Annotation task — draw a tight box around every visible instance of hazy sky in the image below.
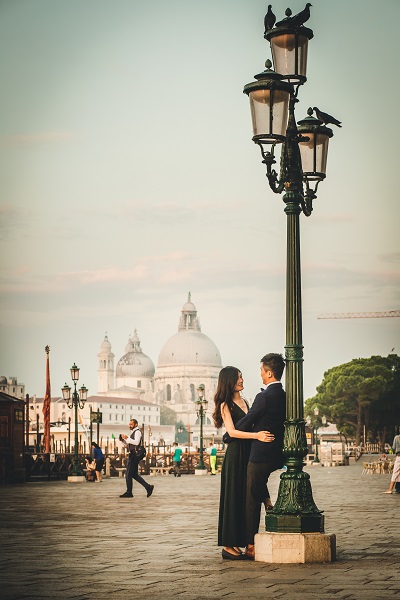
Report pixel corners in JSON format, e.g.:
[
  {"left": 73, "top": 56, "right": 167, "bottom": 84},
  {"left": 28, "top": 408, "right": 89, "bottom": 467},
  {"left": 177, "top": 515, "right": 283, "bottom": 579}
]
[{"left": 1, "top": 0, "right": 399, "bottom": 403}]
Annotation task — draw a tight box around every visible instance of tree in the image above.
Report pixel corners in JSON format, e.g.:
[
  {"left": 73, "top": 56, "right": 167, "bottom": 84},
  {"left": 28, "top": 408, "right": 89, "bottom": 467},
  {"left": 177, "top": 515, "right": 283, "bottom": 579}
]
[
  {"left": 159, "top": 405, "right": 177, "bottom": 426},
  {"left": 305, "top": 355, "right": 400, "bottom": 446}
]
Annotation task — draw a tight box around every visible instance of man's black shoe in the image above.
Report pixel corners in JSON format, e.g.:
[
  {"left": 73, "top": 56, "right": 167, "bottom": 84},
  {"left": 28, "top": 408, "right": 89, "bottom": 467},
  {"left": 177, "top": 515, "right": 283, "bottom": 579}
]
[
  {"left": 119, "top": 492, "right": 133, "bottom": 498},
  {"left": 147, "top": 485, "right": 154, "bottom": 497}
]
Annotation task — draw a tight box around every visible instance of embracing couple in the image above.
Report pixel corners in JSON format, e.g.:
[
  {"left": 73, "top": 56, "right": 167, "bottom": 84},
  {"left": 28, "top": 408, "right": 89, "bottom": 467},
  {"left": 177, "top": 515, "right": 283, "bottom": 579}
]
[{"left": 212, "top": 353, "right": 286, "bottom": 560}]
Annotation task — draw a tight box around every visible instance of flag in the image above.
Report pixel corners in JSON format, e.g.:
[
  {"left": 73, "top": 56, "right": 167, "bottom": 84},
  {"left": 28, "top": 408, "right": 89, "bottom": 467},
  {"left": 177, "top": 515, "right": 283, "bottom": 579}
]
[
  {"left": 42, "top": 345, "right": 51, "bottom": 453},
  {"left": 111, "top": 433, "right": 115, "bottom": 439}
]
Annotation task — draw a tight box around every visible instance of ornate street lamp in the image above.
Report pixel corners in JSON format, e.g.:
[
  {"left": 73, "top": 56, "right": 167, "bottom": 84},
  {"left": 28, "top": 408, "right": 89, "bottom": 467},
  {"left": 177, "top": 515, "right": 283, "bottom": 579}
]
[
  {"left": 194, "top": 385, "right": 208, "bottom": 473},
  {"left": 62, "top": 363, "right": 88, "bottom": 481},
  {"left": 244, "top": 6, "right": 338, "bottom": 535},
  {"left": 306, "top": 407, "right": 327, "bottom": 464}
]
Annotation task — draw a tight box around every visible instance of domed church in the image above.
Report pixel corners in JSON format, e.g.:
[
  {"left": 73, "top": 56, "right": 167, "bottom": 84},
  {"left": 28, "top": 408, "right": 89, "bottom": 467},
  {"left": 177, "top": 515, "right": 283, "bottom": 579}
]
[
  {"left": 97, "top": 293, "right": 223, "bottom": 430},
  {"left": 154, "top": 293, "right": 222, "bottom": 428}
]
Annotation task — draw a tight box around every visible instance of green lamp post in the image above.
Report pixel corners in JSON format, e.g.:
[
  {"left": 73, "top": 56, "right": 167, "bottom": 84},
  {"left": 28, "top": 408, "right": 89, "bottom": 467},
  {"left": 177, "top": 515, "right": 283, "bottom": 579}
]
[
  {"left": 195, "top": 385, "right": 208, "bottom": 472},
  {"left": 306, "top": 407, "right": 327, "bottom": 464},
  {"left": 62, "top": 363, "right": 88, "bottom": 479},
  {"left": 244, "top": 7, "right": 337, "bottom": 533}
]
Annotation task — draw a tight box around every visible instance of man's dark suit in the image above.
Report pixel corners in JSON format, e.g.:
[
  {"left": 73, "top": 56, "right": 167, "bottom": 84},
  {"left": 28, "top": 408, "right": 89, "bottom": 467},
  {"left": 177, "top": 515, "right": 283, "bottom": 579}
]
[{"left": 235, "top": 382, "right": 286, "bottom": 545}]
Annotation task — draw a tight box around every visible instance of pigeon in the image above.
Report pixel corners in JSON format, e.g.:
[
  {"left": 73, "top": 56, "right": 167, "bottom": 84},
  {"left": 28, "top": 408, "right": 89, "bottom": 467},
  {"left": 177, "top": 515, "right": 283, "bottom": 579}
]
[
  {"left": 313, "top": 107, "right": 342, "bottom": 127},
  {"left": 276, "top": 3, "right": 312, "bottom": 28},
  {"left": 264, "top": 5, "right": 276, "bottom": 33}
]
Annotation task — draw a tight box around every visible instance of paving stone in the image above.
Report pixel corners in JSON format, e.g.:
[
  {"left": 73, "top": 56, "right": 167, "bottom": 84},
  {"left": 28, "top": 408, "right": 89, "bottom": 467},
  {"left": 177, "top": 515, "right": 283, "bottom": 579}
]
[{"left": 0, "top": 456, "right": 399, "bottom": 599}]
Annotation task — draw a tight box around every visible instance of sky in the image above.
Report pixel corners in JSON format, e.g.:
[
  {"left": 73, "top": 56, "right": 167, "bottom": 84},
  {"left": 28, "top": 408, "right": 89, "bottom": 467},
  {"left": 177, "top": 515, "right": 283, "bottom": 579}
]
[{"left": 0, "top": 0, "right": 399, "bottom": 404}]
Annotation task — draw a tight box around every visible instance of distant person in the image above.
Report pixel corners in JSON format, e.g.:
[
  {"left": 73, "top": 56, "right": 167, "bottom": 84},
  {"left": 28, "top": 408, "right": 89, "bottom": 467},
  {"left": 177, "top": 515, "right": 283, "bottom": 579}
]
[
  {"left": 234, "top": 353, "right": 286, "bottom": 560},
  {"left": 383, "top": 429, "right": 400, "bottom": 494},
  {"left": 85, "top": 457, "right": 96, "bottom": 482},
  {"left": 207, "top": 443, "right": 217, "bottom": 475},
  {"left": 91, "top": 442, "right": 104, "bottom": 482},
  {"left": 172, "top": 442, "right": 182, "bottom": 477},
  {"left": 212, "top": 366, "right": 274, "bottom": 560},
  {"left": 119, "top": 419, "right": 154, "bottom": 499}
]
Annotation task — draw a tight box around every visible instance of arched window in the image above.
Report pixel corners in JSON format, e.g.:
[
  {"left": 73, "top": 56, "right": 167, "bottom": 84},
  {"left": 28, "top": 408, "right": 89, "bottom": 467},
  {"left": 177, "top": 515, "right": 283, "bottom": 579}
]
[
  {"left": 190, "top": 384, "right": 195, "bottom": 401},
  {"left": 166, "top": 384, "right": 171, "bottom": 401}
]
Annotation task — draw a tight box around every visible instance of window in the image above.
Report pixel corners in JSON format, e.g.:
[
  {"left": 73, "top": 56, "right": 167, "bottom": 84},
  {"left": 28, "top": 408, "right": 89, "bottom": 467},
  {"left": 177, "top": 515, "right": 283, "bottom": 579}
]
[
  {"left": 166, "top": 384, "right": 171, "bottom": 401},
  {"left": 109, "top": 415, "right": 112, "bottom": 421},
  {"left": 115, "top": 414, "right": 118, "bottom": 420},
  {"left": 109, "top": 405, "right": 112, "bottom": 409},
  {"left": 14, "top": 409, "right": 23, "bottom": 422},
  {"left": 137, "top": 380, "right": 141, "bottom": 388},
  {"left": 190, "top": 384, "right": 195, "bottom": 401}
]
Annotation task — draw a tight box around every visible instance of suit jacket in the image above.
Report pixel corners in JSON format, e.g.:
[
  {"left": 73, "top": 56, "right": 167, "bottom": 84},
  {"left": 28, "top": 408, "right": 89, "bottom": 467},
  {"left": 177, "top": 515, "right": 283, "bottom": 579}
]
[{"left": 234, "top": 382, "right": 286, "bottom": 464}]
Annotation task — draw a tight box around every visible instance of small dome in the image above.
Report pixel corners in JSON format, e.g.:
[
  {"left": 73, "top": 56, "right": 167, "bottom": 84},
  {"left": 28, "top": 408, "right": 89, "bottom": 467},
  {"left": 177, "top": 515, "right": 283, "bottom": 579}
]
[
  {"left": 116, "top": 330, "right": 155, "bottom": 378},
  {"left": 116, "top": 352, "right": 155, "bottom": 378},
  {"left": 0, "top": 375, "right": 7, "bottom": 384},
  {"left": 100, "top": 335, "right": 111, "bottom": 351}
]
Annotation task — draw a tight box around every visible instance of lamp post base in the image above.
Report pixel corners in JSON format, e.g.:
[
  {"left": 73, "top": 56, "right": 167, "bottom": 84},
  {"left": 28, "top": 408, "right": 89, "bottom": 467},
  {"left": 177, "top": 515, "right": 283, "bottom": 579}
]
[
  {"left": 67, "top": 475, "right": 86, "bottom": 483},
  {"left": 194, "top": 468, "right": 208, "bottom": 476},
  {"left": 266, "top": 513, "right": 324, "bottom": 533},
  {"left": 255, "top": 531, "right": 336, "bottom": 563}
]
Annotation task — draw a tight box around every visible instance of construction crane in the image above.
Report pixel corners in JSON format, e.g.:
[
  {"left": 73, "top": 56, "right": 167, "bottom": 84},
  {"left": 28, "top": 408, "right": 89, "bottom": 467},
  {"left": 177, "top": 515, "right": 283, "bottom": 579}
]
[{"left": 318, "top": 310, "right": 400, "bottom": 319}]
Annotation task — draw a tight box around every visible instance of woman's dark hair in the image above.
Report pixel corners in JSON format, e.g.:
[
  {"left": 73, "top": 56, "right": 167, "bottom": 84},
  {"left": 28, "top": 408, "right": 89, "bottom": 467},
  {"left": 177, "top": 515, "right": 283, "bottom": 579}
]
[
  {"left": 212, "top": 366, "right": 241, "bottom": 429},
  {"left": 91, "top": 442, "right": 99, "bottom": 448}
]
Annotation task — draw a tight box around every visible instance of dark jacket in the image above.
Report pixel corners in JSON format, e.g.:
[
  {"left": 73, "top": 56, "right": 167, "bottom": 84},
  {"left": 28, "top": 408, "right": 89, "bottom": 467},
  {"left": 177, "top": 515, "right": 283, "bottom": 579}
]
[{"left": 234, "top": 382, "right": 286, "bottom": 464}]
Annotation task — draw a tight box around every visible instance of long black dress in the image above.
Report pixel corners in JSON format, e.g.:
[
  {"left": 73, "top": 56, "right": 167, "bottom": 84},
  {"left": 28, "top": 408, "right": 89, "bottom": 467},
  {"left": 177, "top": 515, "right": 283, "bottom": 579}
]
[{"left": 218, "top": 402, "right": 251, "bottom": 548}]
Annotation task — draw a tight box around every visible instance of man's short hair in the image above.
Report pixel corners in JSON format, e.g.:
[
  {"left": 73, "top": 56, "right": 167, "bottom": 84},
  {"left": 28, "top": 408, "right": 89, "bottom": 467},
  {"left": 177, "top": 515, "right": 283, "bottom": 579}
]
[
  {"left": 130, "top": 418, "right": 138, "bottom": 427},
  {"left": 260, "top": 353, "right": 285, "bottom": 380}
]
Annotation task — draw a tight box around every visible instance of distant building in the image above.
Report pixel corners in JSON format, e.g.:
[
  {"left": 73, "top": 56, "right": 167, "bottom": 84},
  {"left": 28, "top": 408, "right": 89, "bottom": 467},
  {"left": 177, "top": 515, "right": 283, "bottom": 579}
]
[{"left": 0, "top": 376, "right": 25, "bottom": 400}]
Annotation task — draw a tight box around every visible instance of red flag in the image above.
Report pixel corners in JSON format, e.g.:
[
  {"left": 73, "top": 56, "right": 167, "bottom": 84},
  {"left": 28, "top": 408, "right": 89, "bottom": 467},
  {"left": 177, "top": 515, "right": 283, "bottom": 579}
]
[{"left": 42, "top": 345, "right": 51, "bottom": 453}]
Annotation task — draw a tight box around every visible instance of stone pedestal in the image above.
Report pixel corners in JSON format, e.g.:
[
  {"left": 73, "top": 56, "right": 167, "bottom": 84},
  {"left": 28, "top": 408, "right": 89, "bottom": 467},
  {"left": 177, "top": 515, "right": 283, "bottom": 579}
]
[
  {"left": 194, "top": 469, "right": 208, "bottom": 476},
  {"left": 255, "top": 531, "right": 336, "bottom": 563},
  {"left": 67, "top": 475, "right": 86, "bottom": 483}
]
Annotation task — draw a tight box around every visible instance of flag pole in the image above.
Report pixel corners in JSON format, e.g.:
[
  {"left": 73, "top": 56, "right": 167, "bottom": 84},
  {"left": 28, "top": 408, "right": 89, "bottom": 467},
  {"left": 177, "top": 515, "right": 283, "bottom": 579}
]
[{"left": 42, "top": 346, "right": 51, "bottom": 454}]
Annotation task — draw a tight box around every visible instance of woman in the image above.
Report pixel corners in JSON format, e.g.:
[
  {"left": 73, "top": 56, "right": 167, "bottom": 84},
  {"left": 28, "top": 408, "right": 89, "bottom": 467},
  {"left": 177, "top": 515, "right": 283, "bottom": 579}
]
[
  {"left": 212, "top": 366, "right": 274, "bottom": 560},
  {"left": 383, "top": 429, "right": 400, "bottom": 494},
  {"left": 91, "top": 442, "right": 104, "bottom": 482}
]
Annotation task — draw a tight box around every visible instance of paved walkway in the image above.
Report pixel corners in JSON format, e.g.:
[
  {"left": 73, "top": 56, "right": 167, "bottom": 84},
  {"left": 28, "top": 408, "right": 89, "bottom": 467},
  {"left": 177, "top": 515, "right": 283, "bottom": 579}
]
[{"left": 0, "top": 456, "right": 399, "bottom": 600}]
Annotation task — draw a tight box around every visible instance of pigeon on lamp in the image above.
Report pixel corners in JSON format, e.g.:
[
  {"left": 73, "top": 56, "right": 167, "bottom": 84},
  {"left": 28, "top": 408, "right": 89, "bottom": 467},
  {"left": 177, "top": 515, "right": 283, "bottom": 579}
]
[
  {"left": 264, "top": 5, "right": 276, "bottom": 33},
  {"left": 276, "top": 3, "right": 312, "bottom": 28},
  {"left": 313, "top": 107, "right": 342, "bottom": 127}
]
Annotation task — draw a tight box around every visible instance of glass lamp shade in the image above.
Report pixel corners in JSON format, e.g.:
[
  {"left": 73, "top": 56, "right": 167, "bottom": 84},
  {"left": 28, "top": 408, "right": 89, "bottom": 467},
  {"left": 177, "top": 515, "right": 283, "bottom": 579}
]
[
  {"left": 244, "top": 66, "right": 293, "bottom": 145},
  {"left": 197, "top": 385, "right": 205, "bottom": 398},
  {"left": 62, "top": 383, "right": 71, "bottom": 401},
  {"left": 70, "top": 363, "right": 80, "bottom": 382},
  {"left": 266, "top": 27, "right": 313, "bottom": 85},
  {"left": 314, "top": 406, "right": 319, "bottom": 416},
  {"left": 79, "top": 384, "right": 88, "bottom": 402},
  {"left": 306, "top": 415, "right": 311, "bottom": 426},
  {"left": 202, "top": 398, "right": 209, "bottom": 412},
  {"left": 297, "top": 110, "right": 333, "bottom": 182}
]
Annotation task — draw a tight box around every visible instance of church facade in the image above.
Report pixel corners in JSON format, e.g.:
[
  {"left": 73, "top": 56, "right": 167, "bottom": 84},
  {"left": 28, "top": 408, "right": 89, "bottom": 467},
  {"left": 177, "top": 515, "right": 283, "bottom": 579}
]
[{"left": 96, "top": 294, "right": 223, "bottom": 434}]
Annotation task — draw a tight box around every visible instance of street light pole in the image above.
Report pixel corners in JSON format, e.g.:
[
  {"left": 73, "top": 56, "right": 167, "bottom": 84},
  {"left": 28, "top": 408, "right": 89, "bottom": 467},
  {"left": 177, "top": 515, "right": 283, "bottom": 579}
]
[
  {"left": 194, "top": 385, "right": 208, "bottom": 475},
  {"left": 244, "top": 6, "right": 337, "bottom": 535},
  {"left": 62, "top": 363, "right": 88, "bottom": 482}
]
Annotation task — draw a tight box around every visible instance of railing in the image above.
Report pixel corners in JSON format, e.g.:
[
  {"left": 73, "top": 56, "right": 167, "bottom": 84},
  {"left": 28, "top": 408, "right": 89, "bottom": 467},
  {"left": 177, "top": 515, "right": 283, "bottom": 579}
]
[{"left": 25, "top": 451, "right": 223, "bottom": 480}]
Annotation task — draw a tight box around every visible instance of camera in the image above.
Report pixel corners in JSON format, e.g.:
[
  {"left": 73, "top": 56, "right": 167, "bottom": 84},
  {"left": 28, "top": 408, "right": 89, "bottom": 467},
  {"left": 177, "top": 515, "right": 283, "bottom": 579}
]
[{"left": 119, "top": 434, "right": 124, "bottom": 442}]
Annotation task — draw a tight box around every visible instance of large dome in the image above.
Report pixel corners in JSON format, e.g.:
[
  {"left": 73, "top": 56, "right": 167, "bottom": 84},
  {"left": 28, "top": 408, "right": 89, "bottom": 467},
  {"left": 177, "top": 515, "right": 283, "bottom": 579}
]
[
  {"left": 158, "top": 330, "right": 222, "bottom": 366},
  {"left": 116, "top": 330, "right": 155, "bottom": 378},
  {"left": 157, "top": 293, "right": 222, "bottom": 367}
]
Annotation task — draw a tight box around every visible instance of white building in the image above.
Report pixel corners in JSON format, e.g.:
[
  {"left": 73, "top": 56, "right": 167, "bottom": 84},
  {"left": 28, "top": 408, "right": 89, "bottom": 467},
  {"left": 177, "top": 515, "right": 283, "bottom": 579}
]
[{"left": 0, "top": 376, "right": 25, "bottom": 399}]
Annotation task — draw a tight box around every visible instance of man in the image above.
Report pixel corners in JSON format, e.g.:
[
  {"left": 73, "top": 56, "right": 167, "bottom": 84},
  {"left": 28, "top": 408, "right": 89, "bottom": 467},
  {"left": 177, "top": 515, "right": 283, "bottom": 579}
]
[
  {"left": 234, "top": 353, "right": 286, "bottom": 559},
  {"left": 172, "top": 442, "right": 182, "bottom": 477},
  {"left": 119, "top": 419, "right": 154, "bottom": 499}
]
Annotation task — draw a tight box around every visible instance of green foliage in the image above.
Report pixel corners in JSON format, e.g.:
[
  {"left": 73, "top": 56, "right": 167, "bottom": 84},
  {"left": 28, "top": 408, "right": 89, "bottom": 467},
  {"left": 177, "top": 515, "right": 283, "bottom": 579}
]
[
  {"left": 305, "top": 354, "right": 400, "bottom": 445},
  {"left": 159, "top": 405, "right": 177, "bottom": 426}
]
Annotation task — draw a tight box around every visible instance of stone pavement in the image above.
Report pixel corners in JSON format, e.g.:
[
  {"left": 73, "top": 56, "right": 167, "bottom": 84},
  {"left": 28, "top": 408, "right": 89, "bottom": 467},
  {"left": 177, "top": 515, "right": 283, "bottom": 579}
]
[{"left": 0, "top": 456, "right": 399, "bottom": 600}]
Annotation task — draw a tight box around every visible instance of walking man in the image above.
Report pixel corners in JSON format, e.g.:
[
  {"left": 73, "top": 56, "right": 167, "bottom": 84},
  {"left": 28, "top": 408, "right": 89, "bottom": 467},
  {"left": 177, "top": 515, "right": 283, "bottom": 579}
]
[
  {"left": 235, "top": 353, "right": 286, "bottom": 559},
  {"left": 119, "top": 419, "right": 154, "bottom": 499}
]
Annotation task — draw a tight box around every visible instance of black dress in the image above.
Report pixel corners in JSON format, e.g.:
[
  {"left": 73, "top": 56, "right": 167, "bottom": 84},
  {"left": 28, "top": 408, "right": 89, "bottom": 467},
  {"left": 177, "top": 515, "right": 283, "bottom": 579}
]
[{"left": 218, "top": 402, "right": 251, "bottom": 548}]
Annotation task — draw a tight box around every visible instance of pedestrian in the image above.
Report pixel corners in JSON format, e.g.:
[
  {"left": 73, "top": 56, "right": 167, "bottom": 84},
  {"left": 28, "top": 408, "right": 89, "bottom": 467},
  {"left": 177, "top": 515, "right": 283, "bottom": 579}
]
[
  {"left": 208, "top": 443, "right": 217, "bottom": 475},
  {"left": 119, "top": 419, "right": 154, "bottom": 499},
  {"left": 91, "top": 441, "right": 104, "bottom": 482},
  {"left": 383, "top": 428, "right": 400, "bottom": 494},
  {"left": 172, "top": 442, "right": 182, "bottom": 477},
  {"left": 212, "top": 366, "right": 275, "bottom": 560},
  {"left": 234, "top": 353, "right": 286, "bottom": 560}
]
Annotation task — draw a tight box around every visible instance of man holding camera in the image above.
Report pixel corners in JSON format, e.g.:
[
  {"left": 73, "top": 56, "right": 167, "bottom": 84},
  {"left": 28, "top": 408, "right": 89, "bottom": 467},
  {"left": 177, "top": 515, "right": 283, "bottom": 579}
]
[{"left": 119, "top": 418, "right": 154, "bottom": 499}]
